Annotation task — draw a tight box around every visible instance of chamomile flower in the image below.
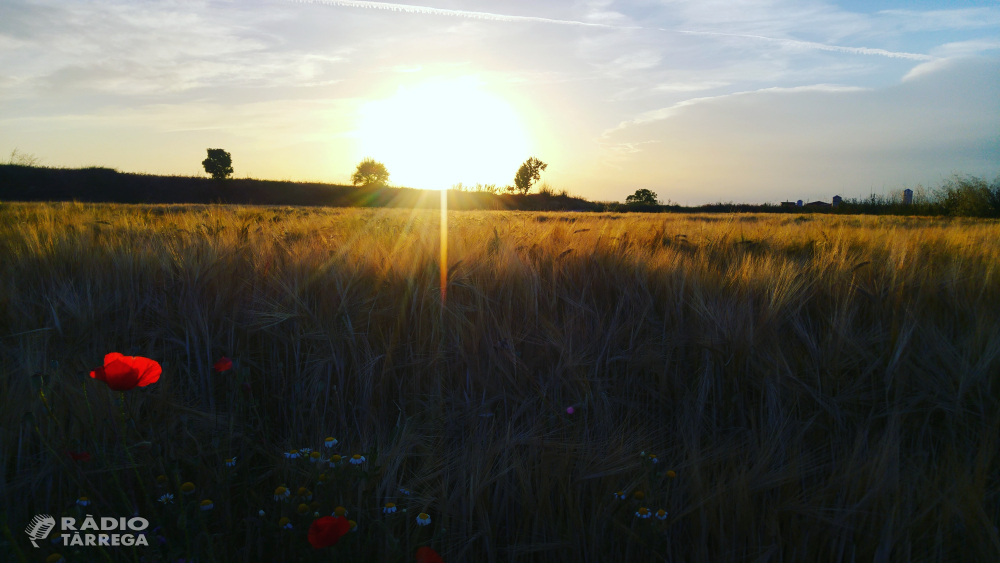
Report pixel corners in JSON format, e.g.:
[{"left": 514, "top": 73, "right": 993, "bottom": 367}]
[
  {"left": 348, "top": 520, "right": 358, "bottom": 532},
  {"left": 333, "top": 506, "right": 348, "bottom": 517},
  {"left": 300, "top": 448, "right": 311, "bottom": 455},
  {"left": 383, "top": 503, "right": 397, "bottom": 514},
  {"left": 297, "top": 504, "right": 310, "bottom": 515},
  {"left": 324, "top": 437, "right": 338, "bottom": 448},
  {"left": 279, "top": 517, "right": 292, "bottom": 530},
  {"left": 225, "top": 457, "right": 237, "bottom": 467},
  {"left": 77, "top": 496, "right": 91, "bottom": 506},
  {"left": 274, "top": 486, "right": 290, "bottom": 501},
  {"left": 655, "top": 509, "right": 668, "bottom": 520},
  {"left": 350, "top": 454, "right": 365, "bottom": 465},
  {"left": 648, "top": 454, "right": 659, "bottom": 464},
  {"left": 200, "top": 500, "right": 213, "bottom": 511},
  {"left": 613, "top": 491, "right": 626, "bottom": 500},
  {"left": 666, "top": 470, "right": 677, "bottom": 479},
  {"left": 636, "top": 507, "right": 651, "bottom": 519},
  {"left": 317, "top": 473, "right": 328, "bottom": 485},
  {"left": 399, "top": 487, "right": 412, "bottom": 496},
  {"left": 329, "top": 455, "right": 342, "bottom": 466},
  {"left": 416, "top": 513, "right": 431, "bottom": 526},
  {"left": 45, "top": 555, "right": 63, "bottom": 563},
  {"left": 310, "top": 501, "right": 321, "bottom": 512},
  {"left": 158, "top": 494, "right": 174, "bottom": 504},
  {"left": 155, "top": 475, "right": 167, "bottom": 487},
  {"left": 309, "top": 451, "right": 321, "bottom": 463},
  {"left": 284, "top": 450, "right": 300, "bottom": 459},
  {"left": 180, "top": 482, "right": 195, "bottom": 495},
  {"left": 633, "top": 491, "right": 645, "bottom": 501},
  {"left": 297, "top": 487, "right": 312, "bottom": 501}
]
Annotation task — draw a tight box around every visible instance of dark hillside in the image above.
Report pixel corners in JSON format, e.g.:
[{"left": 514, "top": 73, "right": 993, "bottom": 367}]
[{"left": 0, "top": 165, "right": 601, "bottom": 211}]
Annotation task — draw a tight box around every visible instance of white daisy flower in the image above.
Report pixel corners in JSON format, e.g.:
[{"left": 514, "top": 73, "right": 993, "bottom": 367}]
[
  {"left": 349, "top": 454, "right": 365, "bottom": 465},
  {"left": 200, "top": 500, "right": 214, "bottom": 511},
  {"left": 635, "top": 507, "right": 651, "bottom": 519},
  {"left": 613, "top": 491, "right": 626, "bottom": 500},
  {"left": 158, "top": 494, "right": 174, "bottom": 504},
  {"left": 655, "top": 509, "right": 668, "bottom": 520},
  {"left": 77, "top": 496, "right": 91, "bottom": 506},
  {"left": 225, "top": 457, "right": 237, "bottom": 467},
  {"left": 399, "top": 488, "right": 412, "bottom": 496},
  {"left": 416, "top": 513, "right": 431, "bottom": 526},
  {"left": 383, "top": 503, "right": 397, "bottom": 514},
  {"left": 324, "top": 437, "right": 338, "bottom": 448},
  {"left": 284, "top": 450, "right": 300, "bottom": 459}
]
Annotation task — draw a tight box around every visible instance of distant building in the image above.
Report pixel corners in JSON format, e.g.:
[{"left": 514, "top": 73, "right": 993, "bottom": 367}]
[
  {"left": 796, "top": 200, "right": 803, "bottom": 207},
  {"left": 804, "top": 200, "right": 832, "bottom": 208},
  {"left": 781, "top": 201, "right": 797, "bottom": 208},
  {"left": 832, "top": 195, "right": 842, "bottom": 207},
  {"left": 903, "top": 188, "right": 913, "bottom": 205}
]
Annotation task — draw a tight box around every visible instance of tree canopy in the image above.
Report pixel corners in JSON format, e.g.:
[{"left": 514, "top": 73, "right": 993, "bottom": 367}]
[
  {"left": 513, "top": 157, "right": 547, "bottom": 195},
  {"left": 351, "top": 158, "right": 390, "bottom": 187},
  {"left": 202, "top": 149, "right": 233, "bottom": 180},
  {"left": 626, "top": 189, "right": 659, "bottom": 206}
]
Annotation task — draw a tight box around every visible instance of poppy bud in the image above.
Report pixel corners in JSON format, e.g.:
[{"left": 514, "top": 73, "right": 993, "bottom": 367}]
[
  {"left": 134, "top": 441, "right": 152, "bottom": 451},
  {"left": 241, "top": 382, "right": 252, "bottom": 396}
]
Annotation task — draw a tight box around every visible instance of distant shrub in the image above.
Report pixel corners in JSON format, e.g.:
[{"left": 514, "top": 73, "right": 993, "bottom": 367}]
[
  {"left": 937, "top": 175, "right": 1000, "bottom": 218},
  {"left": 6, "top": 148, "right": 41, "bottom": 167},
  {"left": 351, "top": 157, "right": 390, "bottom": 188},
  {"left": 202, "top": 148, "right": 233, "bottom": 180},
  {"left": 626, "top": 189, "right": 660, "bottom": 206},
  {"left": 513, "top": 157, "right": 547, "bottom": 195}
]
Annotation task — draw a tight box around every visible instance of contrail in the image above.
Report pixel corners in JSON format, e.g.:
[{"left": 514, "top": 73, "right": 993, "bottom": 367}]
[
  {"left": 286, "top": 0, "right": 935, "bottom": 61},
  {"left": 287, "top": 0, "right": 623, "bottom": 28},
  {"left": 674, "top": 30, "right": 933, "bottom": 61}
]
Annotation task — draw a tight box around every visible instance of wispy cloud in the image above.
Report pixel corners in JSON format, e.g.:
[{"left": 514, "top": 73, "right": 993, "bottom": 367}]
[
  {"left": 670, "top": 30, "right": 933, "bottom": 61},
  {"left": 290, "top": 0, "right": 934, "bottom": 61},
  {"left": 607, "top": 84, "right": 869, "bottom": 134},
  {"left": 288, "top": 0, "right": 622, "bottom": 28}
]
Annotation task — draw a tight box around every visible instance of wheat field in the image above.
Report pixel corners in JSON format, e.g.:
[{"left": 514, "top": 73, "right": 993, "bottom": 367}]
[{"left": 0, "top": 201, "right": 998, "bottom": 562}]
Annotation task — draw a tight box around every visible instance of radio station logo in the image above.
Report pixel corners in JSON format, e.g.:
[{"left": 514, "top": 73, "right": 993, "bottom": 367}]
[{"left": 25, "top": 514, "right": 149, "bottom": 547}]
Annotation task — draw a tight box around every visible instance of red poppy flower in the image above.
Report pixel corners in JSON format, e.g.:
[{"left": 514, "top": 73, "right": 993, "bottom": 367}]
[
  {"left": 307, "top": 516, "right": 349, "bottom": 549},
  {"left": 89, "top": 353, "right": 161, "bottom": 391},
  {"left": 416, "top": 547, "right": 444, "bottom": 563},
  {"left": 213, "top": 357, "right": 233, "bottom": 372},
  {"left": 68, "top": 451, "right": 92, "bottom": 462}
]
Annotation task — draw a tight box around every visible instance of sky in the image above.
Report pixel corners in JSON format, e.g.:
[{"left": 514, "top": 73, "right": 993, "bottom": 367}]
[{"left": 0, "top": 0, "right": 998, "bottom": 204}]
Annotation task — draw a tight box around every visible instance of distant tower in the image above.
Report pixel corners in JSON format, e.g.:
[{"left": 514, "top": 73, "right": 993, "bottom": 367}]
[
  {"left": 832, "top": 195, "right": 842, "bottom": 207},
  {"left": 903, "top": 188, "right": 913, "bottom": 205},
  {"left": 796, "top": 200, "right": 803, "bottom": 207}
]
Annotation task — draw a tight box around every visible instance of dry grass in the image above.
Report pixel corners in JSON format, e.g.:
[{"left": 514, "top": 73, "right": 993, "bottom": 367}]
[{"left": 1, "top": 201, "right": 998, "bottom": 562}]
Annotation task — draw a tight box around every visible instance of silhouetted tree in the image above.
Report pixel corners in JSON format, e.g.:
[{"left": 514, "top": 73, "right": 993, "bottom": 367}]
[
  {"left": 626, "top": 189, "right": 659, "bottom": 205},
  {"left": 202, "top": 149, "right": 233, "bottom": 179},
  {"left": 352, "top": 158, "right": 390, "bottom": 187},
  {"left": 513, "top": 157, "right": 547, "bottom": 195}
]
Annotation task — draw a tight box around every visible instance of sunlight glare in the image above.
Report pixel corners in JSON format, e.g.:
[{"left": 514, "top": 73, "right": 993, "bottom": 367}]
[{"left": 357, "top": 77, "right": 530, "bottom": 190}]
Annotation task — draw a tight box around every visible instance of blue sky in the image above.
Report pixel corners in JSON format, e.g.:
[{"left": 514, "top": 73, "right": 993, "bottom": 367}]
[{"left": 0, "top": 0, "right": 997, "bottom": 203}]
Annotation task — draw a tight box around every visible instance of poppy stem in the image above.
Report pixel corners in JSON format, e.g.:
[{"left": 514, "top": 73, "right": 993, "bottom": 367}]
[{"left": 117, "top": 392, "right": 151, "bottom": 515}]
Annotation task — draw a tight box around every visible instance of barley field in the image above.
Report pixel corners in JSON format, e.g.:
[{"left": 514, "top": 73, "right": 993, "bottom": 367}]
[{"left": 1, "top": 201, "right": 998, "bottom": 562}]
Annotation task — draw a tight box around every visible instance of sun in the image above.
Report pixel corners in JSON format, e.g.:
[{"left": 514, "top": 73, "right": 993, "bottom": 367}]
[{"left": 356, "top": 77, "right": 530, "bottom": 190}]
